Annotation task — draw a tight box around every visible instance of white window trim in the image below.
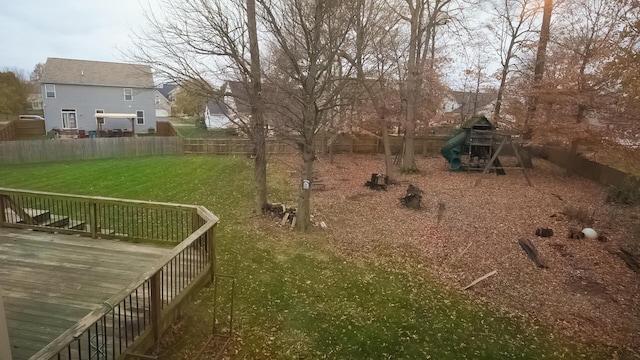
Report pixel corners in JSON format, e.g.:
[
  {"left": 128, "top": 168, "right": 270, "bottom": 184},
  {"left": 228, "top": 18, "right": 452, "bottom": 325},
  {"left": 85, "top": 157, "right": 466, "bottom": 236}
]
[
  {"left": 124, "top": 88, "right": 133, "bottom": 101},
  {"left": 61, "top": 109, "right": 78, "bottom": 129},
  {"left": 136, "top": 110, "right": 144, "bottom": 125},
  {"left": 45, "top": 84, "right": 56, "bottom": 98}
]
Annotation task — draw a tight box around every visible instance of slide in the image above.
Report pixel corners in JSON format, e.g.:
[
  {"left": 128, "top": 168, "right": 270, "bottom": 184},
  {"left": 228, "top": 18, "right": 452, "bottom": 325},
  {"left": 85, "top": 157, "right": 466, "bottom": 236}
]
[{"left": 440, "top": 130, "right": 466, "bottom": 171}]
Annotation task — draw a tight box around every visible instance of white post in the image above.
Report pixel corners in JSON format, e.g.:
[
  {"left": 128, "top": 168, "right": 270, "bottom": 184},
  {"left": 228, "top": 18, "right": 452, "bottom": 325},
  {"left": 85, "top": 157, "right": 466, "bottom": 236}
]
[{"left": 0, "top": 288, "right": 12, "bottom": 360}]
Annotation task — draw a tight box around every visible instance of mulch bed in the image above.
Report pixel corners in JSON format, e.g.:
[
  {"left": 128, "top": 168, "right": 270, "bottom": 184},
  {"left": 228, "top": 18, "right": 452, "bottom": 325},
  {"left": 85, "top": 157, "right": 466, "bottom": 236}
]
[{"left": 277, "top": 153, "right": 640, "bottom": 353}]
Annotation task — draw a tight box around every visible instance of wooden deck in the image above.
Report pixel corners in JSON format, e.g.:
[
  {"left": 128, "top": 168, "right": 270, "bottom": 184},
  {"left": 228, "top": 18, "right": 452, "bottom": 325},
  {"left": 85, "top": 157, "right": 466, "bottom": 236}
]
[{"left": 0, "top": 228, "right": 170, "bottom": 360}]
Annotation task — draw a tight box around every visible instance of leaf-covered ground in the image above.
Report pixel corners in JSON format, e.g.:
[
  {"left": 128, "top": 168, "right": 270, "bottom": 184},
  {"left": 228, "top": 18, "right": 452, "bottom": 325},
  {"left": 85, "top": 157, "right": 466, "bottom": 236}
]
[
  {"left": 0, "top": 155, "right": 637, "bottom": 359},
  {"left": 305, "top": 154, "right": 640, "bottom": 357}
]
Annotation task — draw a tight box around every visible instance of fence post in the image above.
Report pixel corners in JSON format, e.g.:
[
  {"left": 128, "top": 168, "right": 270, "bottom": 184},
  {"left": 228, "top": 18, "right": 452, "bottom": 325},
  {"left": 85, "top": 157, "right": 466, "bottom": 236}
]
[
  {"left": 150, "top": 271, "right": 162, "bottom": 343},
  {"left": 89, "top": 201, "right": 97, "bottom": 238},
  {"left": 208, "top": 223, "right": 216, "bottom": 284},
  {"left": 0, "top": 195, "right": 6, "bottom": 228}
]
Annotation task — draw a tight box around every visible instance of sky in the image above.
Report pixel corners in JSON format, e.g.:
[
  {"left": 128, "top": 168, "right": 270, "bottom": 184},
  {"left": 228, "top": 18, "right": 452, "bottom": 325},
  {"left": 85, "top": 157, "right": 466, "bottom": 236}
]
[{"left": 0, "top": 1, "right": 156, "bottom": 75}]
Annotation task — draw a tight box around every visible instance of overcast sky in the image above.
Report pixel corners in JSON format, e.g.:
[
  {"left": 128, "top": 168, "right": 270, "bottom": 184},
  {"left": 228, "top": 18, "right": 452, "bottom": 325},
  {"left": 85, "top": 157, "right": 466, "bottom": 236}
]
[{"left": 0, "top": 1, "right": 155, "bottom": 75}]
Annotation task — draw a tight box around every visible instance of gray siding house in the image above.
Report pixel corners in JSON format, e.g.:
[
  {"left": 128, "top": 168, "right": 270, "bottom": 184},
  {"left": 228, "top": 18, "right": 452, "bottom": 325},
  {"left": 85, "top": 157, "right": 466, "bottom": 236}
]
[{"left": 41, "top": 58, "right": 156, "bottom": 134}]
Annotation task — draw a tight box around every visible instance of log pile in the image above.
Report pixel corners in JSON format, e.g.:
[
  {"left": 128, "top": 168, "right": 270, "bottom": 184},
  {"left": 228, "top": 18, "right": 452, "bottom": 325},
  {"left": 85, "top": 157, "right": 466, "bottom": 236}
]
[{"left": 262, "top": 203, "right": 297, "bottom": 227}]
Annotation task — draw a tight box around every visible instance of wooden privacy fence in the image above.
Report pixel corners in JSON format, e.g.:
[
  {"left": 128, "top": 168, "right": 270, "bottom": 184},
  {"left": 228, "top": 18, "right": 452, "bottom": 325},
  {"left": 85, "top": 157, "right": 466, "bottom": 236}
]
[
  {"left": 183, "top": 135, "right": 451, "bottom": 156},
  {"left": 183, "top": 138, "right": 297, "bottom": 155},
  {"left": 532, "top": 146, "right": 636, "bottom": 188},
  {"left": 0, "top": 136, "right": 183, "bottom": 164},
  {"left": 0, "top": 121, "right": 16, "bottom": 142},
  {"left": 0, "top": 119, "right": 45, "bottom": 141},
  {"left": 0, "top": 187, "right": 219, "bottom": 360}
]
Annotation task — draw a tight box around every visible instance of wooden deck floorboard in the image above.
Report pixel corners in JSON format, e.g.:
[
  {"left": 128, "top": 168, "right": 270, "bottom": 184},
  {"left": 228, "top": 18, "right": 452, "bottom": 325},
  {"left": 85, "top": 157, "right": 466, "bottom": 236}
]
[{"left": 0, "top": 228, "right": 170, "bottom": 360}]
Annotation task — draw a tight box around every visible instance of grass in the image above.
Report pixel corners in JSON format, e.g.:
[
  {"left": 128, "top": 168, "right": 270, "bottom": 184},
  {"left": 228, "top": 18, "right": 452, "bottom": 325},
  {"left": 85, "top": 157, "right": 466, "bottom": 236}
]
[
  {"left": 169, "top": 116, "right": 239, "bottom": 139},
  {"left": 0, "top": 156, "right": 615, "bottom": 359}
]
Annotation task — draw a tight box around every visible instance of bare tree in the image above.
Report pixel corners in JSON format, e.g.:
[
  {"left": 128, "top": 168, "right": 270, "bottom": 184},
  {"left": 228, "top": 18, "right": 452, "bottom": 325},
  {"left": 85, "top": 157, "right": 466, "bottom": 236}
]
[
  {"left": 396, "top": 0, "right": 454, "bottom": 171},
  {"left": 524, "top": 0, "right": 552, "bottom": 131},
  {"left": 258, "top": 0, "right": 356, "bottom": 231},
  {"left": 487, "top": 0, "right": 539, "bottom": 123},
  {"left": 340, "top": 0, "right": 402, "bottom": 179},
  {"left": 129, "top": 0, "right": 268, "bottom": 213}
]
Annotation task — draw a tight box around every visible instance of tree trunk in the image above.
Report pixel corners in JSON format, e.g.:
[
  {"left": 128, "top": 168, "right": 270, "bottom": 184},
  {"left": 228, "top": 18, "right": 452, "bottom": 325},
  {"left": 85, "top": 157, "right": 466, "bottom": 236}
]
[
  {"left": 525, "top": 0, "right": 553, "bottom": 128},
  {"left": 296, "top": 139, "right": 315, "bottom": 232},
  {"left": 247, "top": 0, "right": 267, "bottom": 212},
  {"left": 382, "top": 124, "right": 395, "bottom": 181},
  {"left": 402, "top": 4, "right": 421, "bottom": 171}
]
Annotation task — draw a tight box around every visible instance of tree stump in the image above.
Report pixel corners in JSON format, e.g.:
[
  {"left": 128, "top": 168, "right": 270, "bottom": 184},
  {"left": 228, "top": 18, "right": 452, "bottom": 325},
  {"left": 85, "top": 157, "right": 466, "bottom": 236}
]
[
  {"left": 400, "top": 184, "right": 422, "bottom": 209},
  {"left": 518, "top": 237, "right": 548, "bottom": 268}
]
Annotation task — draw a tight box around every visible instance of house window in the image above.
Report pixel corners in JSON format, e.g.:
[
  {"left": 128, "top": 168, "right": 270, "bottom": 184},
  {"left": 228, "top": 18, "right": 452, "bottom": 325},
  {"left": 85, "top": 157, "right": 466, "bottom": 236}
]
[
  {"left": 96, "top": 109, "right": 104, "bottom": 124},
  {"left": 136, "top": 110, "right": 144, "bottom": 125},
  {"left": 45, "top": 84, "right": 56, "bottom": 98},
  {"left": 124, "top": 88, "right": 133, "bottom": 101},
  {"left": 61, "top": 109, "right": 78, "bottom": 129}
]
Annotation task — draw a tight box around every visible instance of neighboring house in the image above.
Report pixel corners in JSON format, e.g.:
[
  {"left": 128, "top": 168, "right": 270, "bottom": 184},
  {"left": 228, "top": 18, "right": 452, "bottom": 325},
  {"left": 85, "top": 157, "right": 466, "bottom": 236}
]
[
  {"left": 438, "top": 91, "right": 497, "bottom": 126},
  {"left": 155, "top": 83, "right": 178, "bottom": 117},
  {"left": 204, "top": 100, "right": 229, "bottom": 129},
  {"left": 27, "top": 83, "right": 43, "bottom": 112},
  {"left": 27, "top": 93, "right": 43, "bottom": 112},
  {"left": 41, "top": 58, "right": 156, "bottom": 133}
]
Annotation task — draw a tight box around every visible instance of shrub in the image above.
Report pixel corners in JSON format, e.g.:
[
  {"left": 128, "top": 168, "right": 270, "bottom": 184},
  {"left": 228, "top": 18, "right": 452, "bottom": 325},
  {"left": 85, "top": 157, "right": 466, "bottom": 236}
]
[
  {"left": 562, "top": 206, "right": 594, "bottom": 227},
  {"left": 400, "top": 167, "right": 420, "bottom": 174},
  {"left": 607, "top": 176, "right": 640, "bottom": 205}
]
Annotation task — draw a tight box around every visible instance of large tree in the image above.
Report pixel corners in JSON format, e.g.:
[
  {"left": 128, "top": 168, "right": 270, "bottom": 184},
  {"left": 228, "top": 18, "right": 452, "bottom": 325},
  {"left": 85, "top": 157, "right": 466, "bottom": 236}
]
[
  {"left": 130, "top": 0, "right": 268, "bottom": 213},
  {"left": 487, "top": 0, "right": 539, "bottom": 123},
  {"left": 259, "top": 0, "right": 356, "bottom": 231},
  {"left": 396, "top": 0, "right": 455, "bottom": 171},
  {"left": 524, "top": 0, "right": 552, "bottom": 130},
  {"left": 341, "top": 0, "right": 402, "bottom": 179},
  {"left": 0, "top": 70, "right": 29, "bottom": 115}
]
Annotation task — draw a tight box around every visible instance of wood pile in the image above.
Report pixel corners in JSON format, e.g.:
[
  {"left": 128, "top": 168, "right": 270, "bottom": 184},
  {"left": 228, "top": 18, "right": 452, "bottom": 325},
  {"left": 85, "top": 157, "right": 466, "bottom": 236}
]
[{"left": 262, "top": 203, "right": 297, "bottom": 228}]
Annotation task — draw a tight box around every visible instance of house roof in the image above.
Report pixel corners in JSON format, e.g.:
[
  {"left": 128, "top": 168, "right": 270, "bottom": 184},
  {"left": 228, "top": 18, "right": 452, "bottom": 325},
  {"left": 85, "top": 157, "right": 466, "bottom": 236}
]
[
  {"left": 461, "top": 115, "right": 493, "bottom": 130},
  {"left": 226, "top": 81, "right": 251, "bottom": 114},
  {"left": 207, "top": 100, "right": 228, "bottom": 115},
  {"left": 156, "top": 83, "right": 178, "bottom": 99},
  {"left": 41, "top": 58, "right": 154, "bottom": 88},
  {"left": 447, "top": 91, "right": 496, "bottom": 115}
]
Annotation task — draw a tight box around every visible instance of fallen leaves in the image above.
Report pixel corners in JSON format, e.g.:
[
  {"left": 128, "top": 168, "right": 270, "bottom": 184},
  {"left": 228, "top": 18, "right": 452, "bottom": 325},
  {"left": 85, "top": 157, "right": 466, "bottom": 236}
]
[{"left": 290, "top": 153, "right": 640, "bottom": 352}]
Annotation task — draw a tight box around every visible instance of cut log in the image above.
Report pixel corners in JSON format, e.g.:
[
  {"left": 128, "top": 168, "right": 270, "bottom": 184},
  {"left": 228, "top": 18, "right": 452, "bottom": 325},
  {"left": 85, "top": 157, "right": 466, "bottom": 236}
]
[
  {"left": 518, "top": 237, "right": 548, "bottom": 268},
  {"left": 463, "top": 270, "right": 497, "bottom": 290},
  {"left": 400, "top": 184, "right": 422, "bottom": 209},
  {"left": 568, "top": 227, "right": 585, "bottom": 240},
  {"left": 280, "top": 213, "right": 290, "bottom": 226},
  {"left": 535, "top": 228, "right": 554, "bottom": 237}
]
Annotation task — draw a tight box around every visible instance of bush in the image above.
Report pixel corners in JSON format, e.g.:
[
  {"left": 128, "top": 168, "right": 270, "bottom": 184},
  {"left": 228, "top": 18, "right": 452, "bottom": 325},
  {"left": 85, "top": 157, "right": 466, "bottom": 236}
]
[
  {"left": 607, "top": 176, "right": 640, "bottom": 205},
  {"left": 562, "top": 206, "right": 594, "bottom": 227}
]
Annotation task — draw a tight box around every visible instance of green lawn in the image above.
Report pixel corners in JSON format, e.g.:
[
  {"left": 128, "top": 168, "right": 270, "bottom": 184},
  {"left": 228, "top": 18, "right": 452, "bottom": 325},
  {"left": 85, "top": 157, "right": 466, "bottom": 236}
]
[
  {"left": 0, "top": 156, "right": 612, "bottom": 359},
  {"left": 169, "top": 116, "right": 239, "bottom": 138}
]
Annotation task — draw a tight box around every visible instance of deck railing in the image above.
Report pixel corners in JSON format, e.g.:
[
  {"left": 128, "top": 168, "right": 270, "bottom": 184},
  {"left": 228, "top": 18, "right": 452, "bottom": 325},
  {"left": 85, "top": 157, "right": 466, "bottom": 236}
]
[
  {"left": 0, "top": 188, "right": 218, "bottom": 360},
  {"left": 0, "top": 188, "right": 198, "bottom": 243}
]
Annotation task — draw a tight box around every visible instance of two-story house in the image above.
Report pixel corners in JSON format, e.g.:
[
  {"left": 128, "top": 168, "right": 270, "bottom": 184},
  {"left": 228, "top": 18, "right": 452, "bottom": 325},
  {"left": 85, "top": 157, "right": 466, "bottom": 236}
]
[{"left": 41, "top": 58, "right": 156, "bottom": 134}]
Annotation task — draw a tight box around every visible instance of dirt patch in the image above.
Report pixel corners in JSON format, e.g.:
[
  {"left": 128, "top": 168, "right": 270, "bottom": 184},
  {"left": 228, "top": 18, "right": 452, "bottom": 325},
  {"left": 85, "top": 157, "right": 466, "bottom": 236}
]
[
  {"left": 278, "top": 154, "right": 640, "bottom": 353},
  {"left": 566, "top": 275, "right": 609, "bottom": 297}
]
